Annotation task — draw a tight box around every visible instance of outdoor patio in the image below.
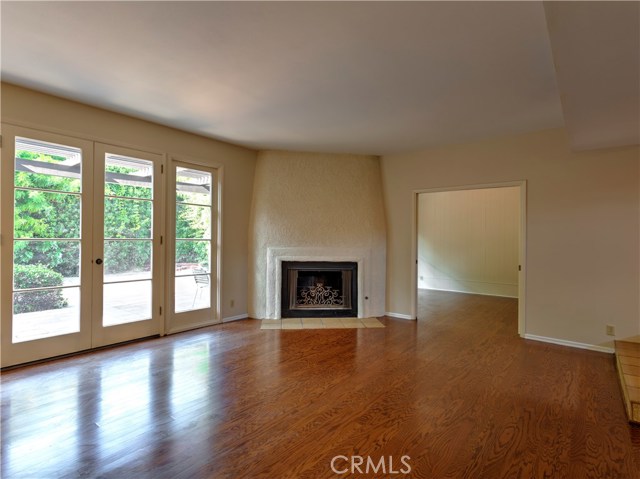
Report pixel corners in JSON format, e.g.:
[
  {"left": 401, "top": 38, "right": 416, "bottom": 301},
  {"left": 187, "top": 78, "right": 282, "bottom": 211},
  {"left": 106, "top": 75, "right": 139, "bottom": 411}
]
[{"left": 12, "top": 271, "right": 210, "bottom": 343}]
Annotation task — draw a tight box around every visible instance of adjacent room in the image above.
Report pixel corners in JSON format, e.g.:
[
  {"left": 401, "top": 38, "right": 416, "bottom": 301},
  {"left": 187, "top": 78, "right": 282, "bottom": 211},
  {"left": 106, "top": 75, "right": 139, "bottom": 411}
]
[
  {"left": 416, "top": 186, "right": 522, "bottom": 326},
  {"left": 1, "top": 2, "right": 639, "bottom": 478}
]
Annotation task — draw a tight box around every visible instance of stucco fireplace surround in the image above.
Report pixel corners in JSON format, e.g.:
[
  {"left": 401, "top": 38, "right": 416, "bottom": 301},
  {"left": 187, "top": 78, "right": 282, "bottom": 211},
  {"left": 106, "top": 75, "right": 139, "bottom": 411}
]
[{"left": 248, "top": 151, "right": 387, "bottom": 320}]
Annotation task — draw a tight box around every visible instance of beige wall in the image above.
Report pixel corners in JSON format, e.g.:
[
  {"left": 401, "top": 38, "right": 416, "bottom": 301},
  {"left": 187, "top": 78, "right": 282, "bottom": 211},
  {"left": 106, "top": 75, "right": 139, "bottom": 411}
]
[
  {"left": 418, "top": 187, "right": 520, "bottom": 297},
  {"left": 249, "top": 150, "right": 387, "bottom": 319},
  {"left": 382, "top": 128, "right": 639, "bottom": 349},
  {"left": 1, "top": 83, "right": 257, "bottom": 321},
  {"left": 5, "top": 84, "right": 637, "bottom": 349}
]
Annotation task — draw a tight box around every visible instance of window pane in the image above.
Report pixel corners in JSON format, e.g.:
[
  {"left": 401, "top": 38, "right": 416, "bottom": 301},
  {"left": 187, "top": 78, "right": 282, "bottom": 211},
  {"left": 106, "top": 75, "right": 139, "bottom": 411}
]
[
  {"left": 105, "top": 154, "right": 153, "bottom": 199},
  {"left": 15, "top": 137, "right": 81, "bottom": 193},
  {"left": 176, "top": 204, "right": 211, "bottom": 239},
  {"left": 13, "top": 241, "right": 80, "bottom": 288},
  {"left": 13, "top": 287, "right": 80, "bottom": 343},
  {"left": 175, "top": 241, "right": 210, "bottom": 275},
  {"left": 104, "top": 197, "right": 152, "bottom": 239},
  {"left": 14, "top": 190, "right": 80, "bottom": 239},
  {"left": 175, "top": 274, "right": 210, "bottom": 312},
  {"left": 176, "top": 167, "right": 211, "bottom": 205},
  {"left": 103, "top": 281, "right": 152, "bottom": 326},
  {"left": 104, "top": 240, "right": 151, "bottom": 280}
]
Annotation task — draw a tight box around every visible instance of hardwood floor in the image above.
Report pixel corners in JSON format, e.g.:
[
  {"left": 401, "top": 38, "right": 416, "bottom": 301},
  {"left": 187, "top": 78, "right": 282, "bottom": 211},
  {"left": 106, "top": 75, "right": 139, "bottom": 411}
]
[{"left": 2, "top": 290, "right": 639, "bottom": 478}]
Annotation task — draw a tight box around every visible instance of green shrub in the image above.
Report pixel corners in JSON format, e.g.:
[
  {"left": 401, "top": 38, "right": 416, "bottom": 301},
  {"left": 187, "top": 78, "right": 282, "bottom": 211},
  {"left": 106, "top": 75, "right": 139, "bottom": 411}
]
[
  {"left": 13, "top": 265, "right": 68, "bottom": 314},
  {"left": 104, "top": 241, "right": 151, "bottom": 274},
  {"left": 13, "top": 240, "right": 79, "bottom": 277}
]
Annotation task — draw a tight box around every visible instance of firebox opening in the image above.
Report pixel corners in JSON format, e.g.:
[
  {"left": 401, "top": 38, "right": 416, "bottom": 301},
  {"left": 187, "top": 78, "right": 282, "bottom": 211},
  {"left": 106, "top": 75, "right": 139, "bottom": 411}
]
[{"left": 281, "top": 261, "right": 358, "bottom": 318}]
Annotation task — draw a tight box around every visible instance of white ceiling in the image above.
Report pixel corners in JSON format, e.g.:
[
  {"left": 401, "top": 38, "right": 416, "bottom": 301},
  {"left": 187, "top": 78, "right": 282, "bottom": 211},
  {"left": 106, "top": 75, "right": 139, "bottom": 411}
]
[
  {"left": 1, "top": 1, "right": 637, "bottom": 155},
  {"left": 544, "top": 1, "right": 639, "bottom": 151}
]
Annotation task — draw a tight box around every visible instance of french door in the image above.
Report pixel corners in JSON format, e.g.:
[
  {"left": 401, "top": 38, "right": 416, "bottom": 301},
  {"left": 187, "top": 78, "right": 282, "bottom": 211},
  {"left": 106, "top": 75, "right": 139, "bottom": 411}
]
[
  {"left": 166, "top": 160, "right": 219, "bottom": 333},
  {"left": 91, "top": 143, "right": 164, "bottom": 347},
  {"left": 1, "top": 126, "right": 164, "bottom": 367}
]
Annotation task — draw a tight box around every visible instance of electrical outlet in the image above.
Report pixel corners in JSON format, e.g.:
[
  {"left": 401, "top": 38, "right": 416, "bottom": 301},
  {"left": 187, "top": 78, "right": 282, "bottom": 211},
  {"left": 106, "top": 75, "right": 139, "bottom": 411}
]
[
  {"left": 230, "top": 299, "right": 235, "bottom": 308},
  {"left": 606, "top": 324, "right": 615, "bottom": 336}
]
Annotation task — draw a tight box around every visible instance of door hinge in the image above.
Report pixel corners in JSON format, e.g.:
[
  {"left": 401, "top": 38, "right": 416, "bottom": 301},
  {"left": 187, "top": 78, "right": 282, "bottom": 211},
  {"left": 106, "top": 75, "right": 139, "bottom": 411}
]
[
  {"left": 159, "top": 306, "right": 163, "bottom": 315},
  {"left": 160, "top": 235, "right": 163, "bottom": 245},
  {"left": 0, "top": 135, "right": 3, "bottom": 148},
  {"left": 518, "top": 265, "right": 522, "bottom": 271},
  {"left": 161, "top": 164, "right": 164, "bottom": 174}
]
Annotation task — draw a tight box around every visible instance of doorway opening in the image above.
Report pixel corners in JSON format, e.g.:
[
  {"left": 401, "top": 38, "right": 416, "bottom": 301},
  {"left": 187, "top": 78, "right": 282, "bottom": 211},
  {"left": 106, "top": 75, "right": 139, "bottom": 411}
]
[{"left": 412, "top": 182, "right": 526, "bottom": 335}]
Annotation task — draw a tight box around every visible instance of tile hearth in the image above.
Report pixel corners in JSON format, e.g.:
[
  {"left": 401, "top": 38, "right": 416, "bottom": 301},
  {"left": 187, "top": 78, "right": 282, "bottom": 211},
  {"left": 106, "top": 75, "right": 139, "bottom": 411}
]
[{"left": 260, "top": 317, "right": 384, "bottom": 330}]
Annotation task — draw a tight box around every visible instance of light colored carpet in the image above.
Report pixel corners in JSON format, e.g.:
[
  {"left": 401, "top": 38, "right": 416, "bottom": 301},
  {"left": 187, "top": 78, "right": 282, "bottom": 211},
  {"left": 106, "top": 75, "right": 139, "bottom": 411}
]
[{"left": 260, "top": 317, "right": 385, "bottom": 330}]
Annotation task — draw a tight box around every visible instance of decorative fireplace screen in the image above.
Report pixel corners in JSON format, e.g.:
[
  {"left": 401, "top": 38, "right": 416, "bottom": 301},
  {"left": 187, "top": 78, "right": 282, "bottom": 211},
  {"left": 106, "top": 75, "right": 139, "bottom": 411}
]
[{"left": 281, "top": 261, "right": 358, "bottom": 318}]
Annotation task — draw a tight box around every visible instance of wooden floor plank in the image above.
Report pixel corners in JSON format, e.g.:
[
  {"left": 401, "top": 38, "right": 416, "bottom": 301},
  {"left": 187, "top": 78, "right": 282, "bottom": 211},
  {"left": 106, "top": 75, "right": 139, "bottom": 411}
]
[{"left": 1, "top": 290, "right": 639, "bottom": 478}]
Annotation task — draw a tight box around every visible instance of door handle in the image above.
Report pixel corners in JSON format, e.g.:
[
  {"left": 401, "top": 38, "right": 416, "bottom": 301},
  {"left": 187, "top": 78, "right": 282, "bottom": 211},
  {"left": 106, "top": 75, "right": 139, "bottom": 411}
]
[{"left": 95, "top": 258, "right": 103, "bottom": 265}]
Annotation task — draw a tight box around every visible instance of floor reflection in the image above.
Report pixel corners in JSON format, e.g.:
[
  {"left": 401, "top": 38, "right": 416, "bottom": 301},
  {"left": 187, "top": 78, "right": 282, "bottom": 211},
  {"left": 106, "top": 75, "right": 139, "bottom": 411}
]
[
  {"left": 2, "top": 308, "right": 637, "bottom": 478},
  {"left": 96, "top": 352, "right": 151, "bottom": 472},
  {"left": 2, "top": 368, "right": 80, "bottom": 477},
  {"left": 1, "top": 338, "right": 223, "bottom": 478},
  {"left": 169, "top": 336, "right": 222, "bottom": 437}
]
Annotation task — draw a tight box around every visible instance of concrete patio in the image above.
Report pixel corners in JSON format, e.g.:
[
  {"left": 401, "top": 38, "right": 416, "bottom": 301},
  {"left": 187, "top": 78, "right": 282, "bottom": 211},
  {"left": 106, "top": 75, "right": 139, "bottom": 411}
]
[{"left": 12, "top": 271, "right": 210, "bottom": 343}]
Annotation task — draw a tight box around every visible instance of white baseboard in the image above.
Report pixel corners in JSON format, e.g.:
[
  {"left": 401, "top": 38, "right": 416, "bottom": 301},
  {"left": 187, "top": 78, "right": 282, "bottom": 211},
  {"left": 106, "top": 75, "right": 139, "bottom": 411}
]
[
  {"left": 166, "top": 320, "right": 220, "bottom": 334},
  {"left": 223, "top": 313, "right": 249, "bottom": 323},
  {"left": 419, "top": 287, "right": 517, "bottom": 299},
  {"left": 523, "top": 334, "right": 614, "bottom": 354},
  {"left": 166, "top": 314, "right": 249, "bottom": 334},
  {"left": 385, "top": 312, "right": 415, "bottom": 320}
]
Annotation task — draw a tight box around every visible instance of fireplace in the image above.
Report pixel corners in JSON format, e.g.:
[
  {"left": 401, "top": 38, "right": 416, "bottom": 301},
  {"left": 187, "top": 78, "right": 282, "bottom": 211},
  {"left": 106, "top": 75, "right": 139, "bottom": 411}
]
[{"left": 281, "top": 261, "right": 358, "bottom": 318}]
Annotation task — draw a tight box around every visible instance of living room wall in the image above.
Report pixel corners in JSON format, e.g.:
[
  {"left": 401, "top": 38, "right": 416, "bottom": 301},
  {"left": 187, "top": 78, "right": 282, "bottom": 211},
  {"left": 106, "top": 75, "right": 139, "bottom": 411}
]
[
  {"left": 1, "top": 83, "right": 257, "bottom": 322},
  {"left": 382, "top": 127, "right": 639, "bottom": 350}
]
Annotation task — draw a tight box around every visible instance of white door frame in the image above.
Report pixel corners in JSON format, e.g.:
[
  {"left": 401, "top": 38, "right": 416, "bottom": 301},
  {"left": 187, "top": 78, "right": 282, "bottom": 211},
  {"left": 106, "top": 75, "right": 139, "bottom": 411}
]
[
  {"left": 1, "top": 125, "right": 95, "bottom": 367},
  {"left": 411, "top": 180, "right": 527, "bottom": 336},
  {"left": 165, "top": 155, "right": 223, "bottom": 334},
  {"left": 0, "top": 125, "right": 168, "bottom": 367},
  {"left": 91, "top": 143, "right": 165, "bottom": 347}
]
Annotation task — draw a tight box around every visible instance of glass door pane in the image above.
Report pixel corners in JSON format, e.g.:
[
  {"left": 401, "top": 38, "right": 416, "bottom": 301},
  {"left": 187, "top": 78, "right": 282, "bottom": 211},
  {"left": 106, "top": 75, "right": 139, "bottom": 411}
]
[
  {"left": 12, "top": 137, "right": 83, "bottom": 342},
  {"left": 174, "top": 167, "right": 212, "bottom": 312},
  {"left": 91, "top": 143, "right": 163, "bottom": 348},
  {"left": 102, "top": 154, "right": 154, "bottom": 326}
]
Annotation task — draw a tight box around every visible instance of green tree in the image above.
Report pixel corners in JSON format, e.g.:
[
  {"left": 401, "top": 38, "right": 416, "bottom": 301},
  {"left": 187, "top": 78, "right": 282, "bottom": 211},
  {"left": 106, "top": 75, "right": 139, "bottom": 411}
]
[
  {"left": 176, "top": 194, "right": 210, "bottom": 267},
  {"left": 14, "top": 152, "right": 211, "bottom": 280},
  {"left": 14, "top": 151, "right": 80, "bottom": 277}
]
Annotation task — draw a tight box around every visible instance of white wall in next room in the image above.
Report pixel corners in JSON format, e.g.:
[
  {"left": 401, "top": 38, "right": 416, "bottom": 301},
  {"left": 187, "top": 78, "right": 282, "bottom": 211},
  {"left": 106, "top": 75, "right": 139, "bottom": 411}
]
[{"left": 418, "top": 187, "right": 520, "bottom": 297}]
